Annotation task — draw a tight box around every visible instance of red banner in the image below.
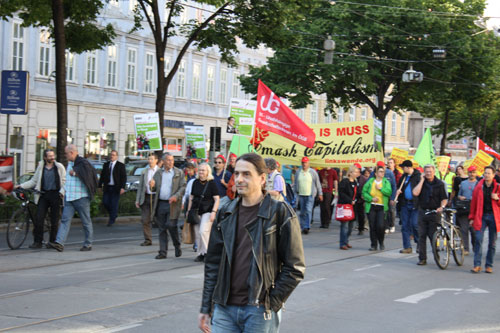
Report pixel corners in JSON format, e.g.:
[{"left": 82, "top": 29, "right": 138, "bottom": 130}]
[
  {"left": 255, "top": 80, "right": 315, "bottom": 148},
  {"left": 477, "top": 137, "right": 500, "bottom": 160},
  {"left": 0, "top": 156, "right": 14, "bottom": 192}
]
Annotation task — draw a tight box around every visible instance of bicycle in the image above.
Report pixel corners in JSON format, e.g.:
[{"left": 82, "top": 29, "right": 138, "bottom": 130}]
[
  {"left": 6, "top": 188, "right": 52, "bottom": 250},
  {"left": 428, "top": 208, "right": 464, "bottom": 270}
]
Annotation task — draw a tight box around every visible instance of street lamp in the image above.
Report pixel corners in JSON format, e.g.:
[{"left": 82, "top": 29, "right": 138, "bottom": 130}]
[{"left": 324, "top": 35, "right": 335, "bottom": 64}]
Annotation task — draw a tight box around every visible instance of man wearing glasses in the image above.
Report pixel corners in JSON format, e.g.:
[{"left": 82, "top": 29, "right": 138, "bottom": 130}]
[{"left": 213, "top": 155, "right": 231, "bottom": 198}]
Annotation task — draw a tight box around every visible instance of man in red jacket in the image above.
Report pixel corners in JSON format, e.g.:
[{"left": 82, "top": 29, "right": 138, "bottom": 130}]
[{"left": 469, "top": 166, "right": 500, "bottom": 274}]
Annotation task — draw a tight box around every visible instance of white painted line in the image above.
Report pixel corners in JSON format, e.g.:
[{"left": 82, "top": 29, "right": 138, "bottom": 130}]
[
  {"left": 97, "top": 322, "right": 143, "bottom": 333},
  {"left": 182, "top": 273, "right": 204, "bottom": 279},
  {"left": 0, "top": 289, "right": 35, "bottom": 297},
  {"left": 403, "top": 254, "right": 419, "bottom": 260},
  {"left": 354, "top": 264, "right": 382, "bottom": 272},
  {"left": 65, "top": 236, "right": 141, "bottom": 245},
  {"left": 301, "top": 278, "right": 326, "bottom": 286},
  {"left": 56, "top": 262, "right": 152, "bottom": 276},
  {"left": 428, "top": 326, "right": 500, "bottom": 333},
  {"left": 395, "top": 287, "right": 489, "bottom": 304}
]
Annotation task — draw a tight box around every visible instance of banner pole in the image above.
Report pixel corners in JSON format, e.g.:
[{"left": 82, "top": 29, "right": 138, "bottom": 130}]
[{"left": 5, "top": 114, "right": 10, "bottom": 154}]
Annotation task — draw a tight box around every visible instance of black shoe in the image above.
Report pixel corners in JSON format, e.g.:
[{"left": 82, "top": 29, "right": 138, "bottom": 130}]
[
  {"left": 29, "top": 242, "right": 43, "bottom": 249},
  {"left": 80, "top": 246, "right": 92, "bottom": 251},
  {"left": 175, "top": 247, "right": 182, "bottom": 258},
  {"left": 106, "top": 223, "right": 113, "bottom": 227},
  {"left": 47, "top": 242, "right": 64, "bottom": 252},
  {"left": 380, "top": 245, "right": 385, "bottom": 251},
  {"left": 140, "top": 241, "right": 152, "bottom": 246},
  {"left": 358, "top": 231, "right": 364, "bottom": 235},
  {"left": 417, "top": 260, "right": 427, "bottom": 266},
  {"left": 369, "top": 247, "right": 377, "bottom": 251},
  {"left": 194, "top": 255, "right": 205, "bottom": 262},
  {"left": 155, "top": 254, "right": 167, "bottom": 259},
  {"left": 319, "top": 225, "right": 328, "bottom": 229}
]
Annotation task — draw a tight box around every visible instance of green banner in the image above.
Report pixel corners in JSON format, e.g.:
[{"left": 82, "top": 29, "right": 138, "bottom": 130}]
[
  {"left": 133, "top": 113, "right": 162, "bottom": 151},
  {"left": 228, "top": 99, "right": 257, "bottom": 137},
  {"left": 185, "top": 125, "right": 206, "bottom": 159},
  {"left": 373, "top": 118, "right": 383, "bottom": 152}
]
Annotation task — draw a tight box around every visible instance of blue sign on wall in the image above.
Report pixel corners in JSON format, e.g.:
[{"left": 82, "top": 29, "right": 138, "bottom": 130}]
[{"left": 0, "top": 70, "right": 29, "bottom": 115}]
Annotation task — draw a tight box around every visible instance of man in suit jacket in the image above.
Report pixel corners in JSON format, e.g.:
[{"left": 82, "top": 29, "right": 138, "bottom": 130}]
[
  {"left": 98, "top": 150, "right": 126, "bottom": 227},
  {"left": 149, "top": 153, "right": 186, "bottom": 259},
  {"left": 135, "top": 154, "right": 159, "bottom": 246}
]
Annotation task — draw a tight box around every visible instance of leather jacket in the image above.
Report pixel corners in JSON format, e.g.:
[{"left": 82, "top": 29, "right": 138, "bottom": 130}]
[
  {"left": 73, "top": 155, "right": 98, "bottom": 200},
  {"left": 201, "top": 194, "right": 305, "bottom": 316}
]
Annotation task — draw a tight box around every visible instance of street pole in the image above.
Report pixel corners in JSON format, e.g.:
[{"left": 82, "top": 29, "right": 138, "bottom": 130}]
[{"left": 5, "top": 114, "right": 9, "bottom": 155}]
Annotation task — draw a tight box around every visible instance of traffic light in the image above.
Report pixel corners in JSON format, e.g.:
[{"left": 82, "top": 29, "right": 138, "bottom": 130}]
[{"left": 209, "top": 127, "right": 221, "bottom": 151}]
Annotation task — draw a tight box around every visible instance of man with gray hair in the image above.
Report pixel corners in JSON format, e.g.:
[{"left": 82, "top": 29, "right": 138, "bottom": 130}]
[
  {"left": 149, "top": 153, "right": 186, "bottom": 259},
  {"left": 48, "top": 145, "right": 98, "bottom": 252},
  {"left": 264, "top": 158, "right": 286, "bottom": 201},
  {"left": 412, "top": 164, "right": 448, "bottom": 266}
]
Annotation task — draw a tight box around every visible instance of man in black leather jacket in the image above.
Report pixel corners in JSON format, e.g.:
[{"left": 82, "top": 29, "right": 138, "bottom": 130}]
[{"left": 198, "top": 153, "right": 305, "bottom": 333}]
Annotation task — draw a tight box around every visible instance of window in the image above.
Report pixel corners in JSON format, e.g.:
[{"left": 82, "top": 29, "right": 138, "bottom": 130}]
[
  {"left": 125, "top": 134, "right": 138, "bottom": 157},
  {"left": 325, "top": 111, "right": 332, "bottom": 123},
  {"left": 166, "top": 138, "right": 182, "bottom": 153},
  {"left": 38, "top": 30, "right": 51, "bottom": 77},
  {"left": 144, "top": 52, "right": 154, "bottom": 94},
  {"left": 85, "top": 132, "right": 116, "bottom": 160},
  {"left": 232, "top": 72, "right": 240, "bottom": 99},
  {"left": 220, "top": 68, "right": 227, "bottom": 104},
  {"left": 127, "top": 48, "right": 137, "bottom": 90},
  {"left": 164, "top": 56, "right": 171, "bottom": 96},
  {"left": 65, "top": 51, "right": 75, "bottom": 82},
  {"left": 176, "top": 60, "right": 186, "bottom": 98},
  {"left": 196, "top": 9, "right": 203, "bottom": 23},
  {"left": 401, "top": 114, "right": 406, "bottom": 137},
  {"left": 361, "top": 107, "right": 367, "bottom": 121},
  {"left": 206, "top": 65, "right": 215, "bottom": 102},
  {"left": 106, "top": 46, "right": 117, "bottom": 88},
  {"left": 310, "top": 101, "right": 318, "bottom": 124},
  {"left": 12, "top": 23, "right": 24, "bottom": 70},
  {"left": 349, "top": 107, "right": 356, "bottom": 122},
  {"left": 297, "top": 109, "right": 305, "bottom": 121},
  {"left": 338, "top": 107, "right": 344, "bottom": 122},
  {"left": 192, "top": 62, "right": 201, "bottom": 100},
  {"left": 392, "top": 113, "right": 397, "bottom": 136},
  {"left": 86, "top": 51, "right": 97, "bottom": 85},
  {"left": 36, "top": 129, "right": 73, "bottom": 168}
]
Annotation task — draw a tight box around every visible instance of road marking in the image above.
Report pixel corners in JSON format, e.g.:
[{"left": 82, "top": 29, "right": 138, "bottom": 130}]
[
  {"left": 428, "top": 326, "right": 500, "bottom": 333},
  {"left": 395, "top": 287, "right": 489, "bottom": 304},
  {"left": 0, "top": 289, "right": 34, "bottom": 297},
  {"left": 182, "top": 273, "right": 204, "bottom": 279},
  {"left": 354, "top": 264, "right": 381, "bottom": 272},
  {"left": 96, "top": 322, "right": 143, "bottom": 333},
  {"left": 301, "top": 278, "right": 326, "bottom": 286},
  {"left": 56, "top": 262, "right": 152, "bottom": 276}
]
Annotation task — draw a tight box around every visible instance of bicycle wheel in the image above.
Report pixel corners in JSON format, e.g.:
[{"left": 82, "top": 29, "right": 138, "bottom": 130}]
[
  {"left": 432, "top": 230, "right": 450, "bottom": 270},
  {"left": 452, "top": 228, "right": 465, "bottom": 266},
  {"left": 6, "top": 208, "right": 30, "bottom": 250}
]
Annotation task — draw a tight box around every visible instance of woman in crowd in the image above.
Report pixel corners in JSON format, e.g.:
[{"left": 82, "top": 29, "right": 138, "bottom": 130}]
[
  {"left": 337, "top": 165, "right": 360, "bottom": 250},
  {"left": 363, "top": 165, "right": 392, "bottom": 251},
  {"left": 188, "top": 163, "right": 220, "bottom": 262}
]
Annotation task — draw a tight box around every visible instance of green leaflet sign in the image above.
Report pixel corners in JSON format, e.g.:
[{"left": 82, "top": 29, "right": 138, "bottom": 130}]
[
  {"left": 185, "top": 125, "right": 206, "bottom": 159},
  {"left": 373, "top": 118, "right": 383, "bottom": 152},
  {"left": 133, "top": 113, "right": 162, "bottom": 151},
  {"left": 228, "top": 99, "right": 257, "bottom": 137}
]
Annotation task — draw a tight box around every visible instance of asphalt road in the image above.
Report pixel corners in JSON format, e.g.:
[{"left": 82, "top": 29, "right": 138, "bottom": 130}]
[{"left": 0, "top": 209, "right": 499, "bottom": 333}]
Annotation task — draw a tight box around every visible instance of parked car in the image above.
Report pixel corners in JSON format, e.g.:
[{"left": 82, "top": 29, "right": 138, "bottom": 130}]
[
  {"left": 125, "top": 160, "right": 148, "bottom": 191},
  {"left": 16, "top": 172, "right": 34, "bottom": 185}
]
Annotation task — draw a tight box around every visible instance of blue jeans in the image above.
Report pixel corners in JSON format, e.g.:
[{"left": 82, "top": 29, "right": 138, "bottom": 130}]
[
  {"left": 56, "top": 197, "right": 93, "bottom": 247},
  {"left": 212, "top": 304, "right": 281, "bottom": 333},
  {"left": 339, "top": 220, "right": 355, "bottom": 247},
  {"left": 400, "top": 203, "right": 419, "bottom": 249},
  {"left": 298, "top": 195, "right": 314, "bottom": 230},
  {"left": 102, "top": 186, "right": 120, "bottom": 225},
  {"left": 473, "top": 213, "right": 497, "bottom": 268}
]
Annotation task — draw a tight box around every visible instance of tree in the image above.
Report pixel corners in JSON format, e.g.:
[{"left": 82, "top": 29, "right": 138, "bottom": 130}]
[
  {"left": 1, "top": 0, "right": 115, "bottom": 164},
  {"left": 131, "top": 0, "right": 315, "bottom": 139},
  {"left": 239, "top": 0, "right": 491, "bottom": 151}
]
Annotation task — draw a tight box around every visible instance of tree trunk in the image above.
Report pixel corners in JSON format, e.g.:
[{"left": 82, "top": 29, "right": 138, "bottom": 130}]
[
  {"left": 155, "top": 54, "right": 166, "bottom": 152},
  {"left": 52, "top": 0, "right": 68, "bottom": 165},
  {"left": 439, "top": 109, "right": 450, "bottom": 155}
]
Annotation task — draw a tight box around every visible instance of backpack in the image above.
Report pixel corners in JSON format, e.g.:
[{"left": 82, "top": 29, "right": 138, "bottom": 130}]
[{"left": 283, "top": 182, "right": 296, "bottom": 207}]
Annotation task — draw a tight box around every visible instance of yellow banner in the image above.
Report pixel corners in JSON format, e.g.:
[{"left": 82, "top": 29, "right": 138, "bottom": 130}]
[
  {"left": 408, "top": 155, "right": 419, "bottom": 168},
  {"left": 390, "top": 148, "right": 409, "bottom": 173},
  {"left": 253, "top": 120, "right": 384, "bottom": 167},
  {"left": 469, "top": 150, "right": 494, "bottom": 176},
  {"left": 436, "top": 156, "right": 451, "bottom": 177}
]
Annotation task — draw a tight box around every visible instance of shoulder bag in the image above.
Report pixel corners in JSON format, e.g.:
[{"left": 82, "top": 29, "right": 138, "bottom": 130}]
[
  {"left": 187, "top": 182, "right": 208, "bottom": 225},
  {"left": 335, "top": 183, "right": 357, "bottom": 222}
]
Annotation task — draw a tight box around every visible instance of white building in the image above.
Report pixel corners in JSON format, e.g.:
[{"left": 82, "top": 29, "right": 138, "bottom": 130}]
[{"left": 0, "top": 1, "right": 271, "bottom": 174}]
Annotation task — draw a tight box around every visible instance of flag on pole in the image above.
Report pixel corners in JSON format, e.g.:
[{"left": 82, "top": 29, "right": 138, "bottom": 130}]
[
  {"left": 414, "top": 128, "right": 436, "bottom": 168},
  {"left": 255, "top": 80, "right": 316, "bottom": 148},
  {"left": 477, "top": 137, "right": 500, "bottom": 160},
  {"left": 229, "top": 135, "right": 255, "bottom": 156}
]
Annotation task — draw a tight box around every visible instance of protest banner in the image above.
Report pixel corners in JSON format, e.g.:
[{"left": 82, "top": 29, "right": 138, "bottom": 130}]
[
  {"left": 228, "top": 99, "right": 257, "bottom": 137},
  {"left": 184, "top": 125, "right": 206, "bottom": 159},
  {"left": 477, "top": 137, "right": 500, "bottom": 160},
  {"left": 468, "top": 150, "right": 494, "bottom": 176},
  {"left": 436, "top": 156, "right": 451, "bottom": 178},
  {"left": 414, "top": 128, "right": 436, "bottom": 168},
  {"left": 390, "top": 148, "right": 408, "bottom": 173},
  {"left": 255, "top": 80, "right": 315, "bottom": 148},
  {"left": 252, "top": 119, "right": 384, "bottom": 168},
  {"left": 408, "top": 155, "right": 419, "bottom": 168},
  {"left": 0, "top": 156, "right": 14, "bottom": 192},
  {"left": 133, "top": 113, "right": 162, "bottom": 151}
]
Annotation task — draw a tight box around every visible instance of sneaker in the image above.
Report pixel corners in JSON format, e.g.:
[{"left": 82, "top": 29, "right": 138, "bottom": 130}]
[
  {"left": 340, "top": 245, "right": 348, "bottom": 250},
  {"left": 140, "top": 241, "right": 152, "bottom": 246},
  {"left": 47, "top": 242, "right": 64, "bottom": 252},
  {"left": 464, "top": 250, "right": 469, "bottom": 256},
  {"left": 417, "top": 260, "right": 427, "bottom": 266},
  {"left": 369, "top": 247, "right": 377, "bottom": 251},
  {"left": 390, "top": 227, "right": 396, "bottom": 233},
  {"left": 80, "top": 246, "right": 92, "bottom": 251},
  {"left": 155, "top": 254, "right": 167, "bottom": 259},
  {"left": 380, "top": 245, "right": 385, "bottom": 250},
  {"left": 471, "top": 266, "right": 481, "bottom": 273},
  {"left": 399, "top": 248, "right": 412, "bottom": 254},
  {"left": 29, "top": 242, "right": 43, "bottom": 249},
  {"left": 385, "top": 229, "right": 390, "bottom": 234},
  {"left": 346, "top": 244, "right": 352, "bottom": 248},
  {"left": 175, "top": 247, "right": 182, "bottom": 258},
  {"left": 194, "top": 255, "right": 205, "bottom": 262},
  {"left": 485, "top": 267, "right": 493, "bottom": 274}
]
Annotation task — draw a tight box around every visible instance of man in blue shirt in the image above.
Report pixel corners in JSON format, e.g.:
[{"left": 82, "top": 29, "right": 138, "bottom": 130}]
[{"left": 396, "top": 160, "right": 421, "bottom": 254}]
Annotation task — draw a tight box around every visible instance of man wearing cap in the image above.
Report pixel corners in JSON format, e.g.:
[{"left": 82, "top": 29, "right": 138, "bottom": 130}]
[
  {"left": 226, "top": 153, "right": 237, "bottom": 174},
  {"left": 457, "top": 166, "right": 478, "bottom": 255},
  {"left": 412, "top": 164, "right": 448, "bottom": 266},
  {"left": 295, "top": 157, "right": 322, "bottom": 234},
  {"left": 396, "top": 160, "right": 421, "bottom": 254}
]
